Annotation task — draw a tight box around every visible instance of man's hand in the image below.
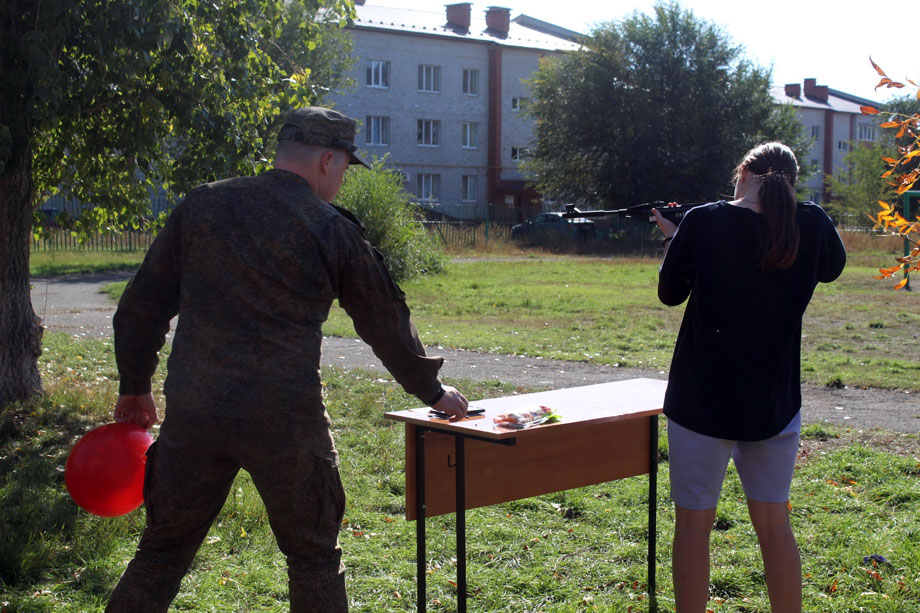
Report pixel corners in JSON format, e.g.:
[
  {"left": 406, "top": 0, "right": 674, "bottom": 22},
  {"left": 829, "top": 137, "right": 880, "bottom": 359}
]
[
  {"left": 114, "top": 393, "right": 159, "bottom": 430},
  {"left": 432, "top": 385, "right": 469, "bottom": 421}
]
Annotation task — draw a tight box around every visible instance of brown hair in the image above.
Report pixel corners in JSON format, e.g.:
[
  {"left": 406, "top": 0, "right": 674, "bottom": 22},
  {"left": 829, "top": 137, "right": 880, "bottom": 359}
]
[{"left": 736, "top": 142, "right": 800, "bottom": 271}]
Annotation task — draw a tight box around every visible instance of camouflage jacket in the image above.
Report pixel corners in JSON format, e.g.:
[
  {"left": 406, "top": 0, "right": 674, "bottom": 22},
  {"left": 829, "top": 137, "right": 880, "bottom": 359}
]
[{"left": 114, "top": 169, "right": 444, "bottom": 420}]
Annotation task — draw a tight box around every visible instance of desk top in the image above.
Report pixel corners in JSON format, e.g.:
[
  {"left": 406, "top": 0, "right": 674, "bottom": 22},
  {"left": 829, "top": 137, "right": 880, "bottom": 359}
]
[{"left": 384, "top": 377, "right": 666, "bottom": 440}]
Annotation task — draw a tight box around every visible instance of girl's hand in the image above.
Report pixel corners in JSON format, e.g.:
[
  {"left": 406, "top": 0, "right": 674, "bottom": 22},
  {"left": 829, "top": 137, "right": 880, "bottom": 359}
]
[{"left": 652, "top": 207, "right": 678, "bottom": 239}]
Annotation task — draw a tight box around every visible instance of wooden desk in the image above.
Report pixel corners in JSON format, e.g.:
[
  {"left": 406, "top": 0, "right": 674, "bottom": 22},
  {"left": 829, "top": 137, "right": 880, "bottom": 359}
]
[{"left": 385, "top": 378, "right": 666, "bottom": 612}]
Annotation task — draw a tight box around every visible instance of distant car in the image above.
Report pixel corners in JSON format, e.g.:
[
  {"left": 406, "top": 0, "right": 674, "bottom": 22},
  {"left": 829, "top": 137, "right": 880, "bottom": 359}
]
[{"left": 511, "top": 212, "right": 596, "bottom": 242}]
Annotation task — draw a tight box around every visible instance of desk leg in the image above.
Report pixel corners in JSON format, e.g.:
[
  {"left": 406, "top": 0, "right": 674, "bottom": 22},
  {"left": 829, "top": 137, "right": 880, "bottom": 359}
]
[
  {"left": 648, "top": 414, "right": 658, "bottom": 613},
  {"left": 456, "top": 434, "right": 467, "bottom": 613},
  {"left": 416, "top": 427, "right": 427, "bottom": 613}
]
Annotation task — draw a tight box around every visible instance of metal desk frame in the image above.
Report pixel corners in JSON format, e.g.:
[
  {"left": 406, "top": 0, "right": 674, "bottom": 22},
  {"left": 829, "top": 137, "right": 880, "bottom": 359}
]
[{"left": 411, "top": 415, "right": 659, "bottom": 612}]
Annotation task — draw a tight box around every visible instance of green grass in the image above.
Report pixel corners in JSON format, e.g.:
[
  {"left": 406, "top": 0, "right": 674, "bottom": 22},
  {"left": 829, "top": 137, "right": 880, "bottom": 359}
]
[
  {"left": 2, "top": 334, "right": 920, "bottom": 611},
  {"left": 98, "top": 256, "right": 920, "bottom": 391},
  {"left": 30, "top": 250, "right": 145, "bottom": 278},
  {"left": 322, "top": 258, "right": 920, "bottom": 391}
]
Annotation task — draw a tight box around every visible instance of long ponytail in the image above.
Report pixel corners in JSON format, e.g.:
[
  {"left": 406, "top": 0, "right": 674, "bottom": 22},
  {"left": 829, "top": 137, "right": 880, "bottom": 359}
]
[{"left": 738, "top": 143, "right": 800, "bottom": 271}]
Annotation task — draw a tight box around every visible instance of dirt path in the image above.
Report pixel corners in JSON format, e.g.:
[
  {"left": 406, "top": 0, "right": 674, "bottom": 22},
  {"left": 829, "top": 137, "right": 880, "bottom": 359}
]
[{"left": 31, "top": 272, "right": 919, "bottom": 435}]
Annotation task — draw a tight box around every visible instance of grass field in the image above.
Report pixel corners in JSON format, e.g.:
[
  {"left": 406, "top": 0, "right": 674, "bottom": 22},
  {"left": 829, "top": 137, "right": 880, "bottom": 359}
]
[
  {"left": 318, "top": 256, "right": 918, "bottom": 392},
  {"left": 29, "top": 250, "right": 146, "bottom": 278},
  {"left": 2, "top": 334, "right": 919, "bottom": 611},
  {"left": 6, "top": 233, "right": 917, "bottom": 611},
  {"left": 96, "top": 242, "right": 919, "bottom": 392}
]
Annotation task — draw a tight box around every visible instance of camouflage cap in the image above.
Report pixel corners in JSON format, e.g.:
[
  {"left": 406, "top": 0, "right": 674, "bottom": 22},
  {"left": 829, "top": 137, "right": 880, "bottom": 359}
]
[{"left": 278, "top": 107, "right": 370, "bottom": 168}]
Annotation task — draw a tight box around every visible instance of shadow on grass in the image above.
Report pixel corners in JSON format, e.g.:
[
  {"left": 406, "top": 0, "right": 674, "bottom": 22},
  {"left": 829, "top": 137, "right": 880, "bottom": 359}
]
[{"left": 0, "top": 401, "right": 123, "bottom": 590}]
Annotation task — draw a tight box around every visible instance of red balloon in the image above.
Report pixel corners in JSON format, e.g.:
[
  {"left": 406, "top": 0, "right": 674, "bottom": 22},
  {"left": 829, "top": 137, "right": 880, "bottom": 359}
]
[{"left": 65, "top": 422, "right": 153, "bottom": 517}]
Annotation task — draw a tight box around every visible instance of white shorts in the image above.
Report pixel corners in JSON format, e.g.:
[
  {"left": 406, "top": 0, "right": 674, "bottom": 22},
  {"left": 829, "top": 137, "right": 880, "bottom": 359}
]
[{"left": 667, "top": 412, "right": 801, "bottom": 510}]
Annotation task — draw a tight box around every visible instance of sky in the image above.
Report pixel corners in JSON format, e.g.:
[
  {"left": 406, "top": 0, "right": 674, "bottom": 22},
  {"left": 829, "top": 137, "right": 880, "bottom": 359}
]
[{"left": 368, "top": 0, "right": 917, "bottom": 104}]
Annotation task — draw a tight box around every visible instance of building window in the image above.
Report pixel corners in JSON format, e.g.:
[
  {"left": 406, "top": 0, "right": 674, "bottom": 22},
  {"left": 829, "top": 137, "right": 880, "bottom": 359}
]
[
  {"left": 417, "top": 119, "right": 440, "bottom": 147},
  {"left": 511, "top": 146, "right": 529, "bottom": 161},
  {"left": 810, "top": 125, "right": 821, "bottom": 140},
  {"left": 366, "top": 59, "right": 390, "bottom": 88},
  {"left": 837, "top": 140, "right": 850, "bottom": 151},
  {"left": 462, "top": 175, "right": 478, "bottom": 202},
  {"left": 365, "top": 116, "right": 390, "bottom": 146},
  {"left": 461, "top": 122, "right": 478, "bottom": 148},
  {"left": 858, "top": 124, "right": 876, "bottom": 141},
  {"left": 511, "top": 96, "right": 529, "bottom": 110},
  {"left": 810, "top": 159, "right": 819, "bottom": 172},
  {"left": 417, "top": 174, "right": 440, "bottom": 201},
  {"left": 462, "top": 69, "right": 479, "bottom": 95},
  {"left": 418, "top": 64, "right": 441, "bottom": 93}
]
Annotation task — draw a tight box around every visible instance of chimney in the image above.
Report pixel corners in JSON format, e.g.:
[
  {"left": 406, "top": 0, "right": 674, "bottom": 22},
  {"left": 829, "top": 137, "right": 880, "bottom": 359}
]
[
  {"left": 446, "top": 3, "right": 471, "bottom": 30},
  {"left": 486, "top": 6, "right": 510, "bottom": 35},
  {"left": 803, "top": 78, "right": 829, "bottom": 102},
  {"left": 784, "top": 83, "right": 801, "bottom": 98}
]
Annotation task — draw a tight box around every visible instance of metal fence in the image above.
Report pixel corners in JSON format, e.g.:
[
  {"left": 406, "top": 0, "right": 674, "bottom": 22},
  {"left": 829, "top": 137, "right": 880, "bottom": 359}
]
[
  {"left": 29, "top": 201, "right": 665, "bottom": 254},
  {"left": 422, "top": 220, "right": 514, "bottom": 248},
  {"left": 31, "top": 230, "right": 156, "bottom": 252}
]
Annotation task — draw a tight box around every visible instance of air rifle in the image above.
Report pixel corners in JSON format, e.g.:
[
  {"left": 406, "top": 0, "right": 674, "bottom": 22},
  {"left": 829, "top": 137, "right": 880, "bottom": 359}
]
[{"left": 561, "top": 201, "right": 703, "bottom": 225}]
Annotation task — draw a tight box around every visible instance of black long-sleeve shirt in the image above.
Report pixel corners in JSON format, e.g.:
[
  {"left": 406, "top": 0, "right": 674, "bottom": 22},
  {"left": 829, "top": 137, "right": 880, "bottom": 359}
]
[
  {"left": 114, "top": 169, "right": 444, "bottom": 424},
  {"left": 658, "top": 201, "right": 846, "bottom": 440}
]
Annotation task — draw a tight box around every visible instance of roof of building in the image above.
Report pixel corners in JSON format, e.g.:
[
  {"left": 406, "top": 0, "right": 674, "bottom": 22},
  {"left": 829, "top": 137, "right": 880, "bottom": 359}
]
[
  {"left": 349, "top": 3, "right": 582, "bottom": 52},
  {"left": 771, "top": 83, "right": 880, "bottom": 115}
]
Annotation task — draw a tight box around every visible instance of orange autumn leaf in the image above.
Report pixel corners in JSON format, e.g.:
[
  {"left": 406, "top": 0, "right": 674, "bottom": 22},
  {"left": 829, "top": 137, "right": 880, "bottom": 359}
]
[
  {"left": 869, "top": 57, "right": 887, "bottom": 77},
  {"left": 894, "top": 278, "right": 909, "bottom": 290},
  {"left": 861, "top": 105, "right": 881, "bottom": 115},
  {"left": 880, "top": 121, "right": 900, "bottom": 128}
]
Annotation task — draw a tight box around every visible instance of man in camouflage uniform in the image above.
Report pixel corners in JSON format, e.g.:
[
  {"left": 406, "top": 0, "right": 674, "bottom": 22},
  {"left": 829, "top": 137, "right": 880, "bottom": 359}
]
[{"left": 106, "top": 107, "right": 469, "bottom": 612}]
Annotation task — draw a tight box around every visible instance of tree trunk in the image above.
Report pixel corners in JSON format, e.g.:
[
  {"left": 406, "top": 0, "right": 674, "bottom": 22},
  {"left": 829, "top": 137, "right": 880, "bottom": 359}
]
[{"left": 0, "top": 139, "right": 44, "bottom": 407}]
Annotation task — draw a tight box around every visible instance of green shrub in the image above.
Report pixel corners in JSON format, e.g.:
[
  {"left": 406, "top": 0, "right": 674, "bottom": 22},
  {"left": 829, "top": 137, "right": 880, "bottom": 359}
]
[{"left": 334, "top": 158, "right": 446, "bottom": 282}]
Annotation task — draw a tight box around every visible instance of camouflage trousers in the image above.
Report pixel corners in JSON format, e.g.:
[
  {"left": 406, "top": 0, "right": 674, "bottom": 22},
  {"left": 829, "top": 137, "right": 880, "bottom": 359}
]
[{"left": 106, "top": 411, "right": 347, "bottom": 612}]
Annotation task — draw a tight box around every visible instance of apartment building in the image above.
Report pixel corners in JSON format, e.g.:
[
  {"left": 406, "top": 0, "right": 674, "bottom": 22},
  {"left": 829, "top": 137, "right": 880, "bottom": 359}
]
[
  {"left": 327, "top": 2, "right": 580, "bottom": 217},
  {"left": 772, "top": 78, "right": 881, "bottom": 203}
]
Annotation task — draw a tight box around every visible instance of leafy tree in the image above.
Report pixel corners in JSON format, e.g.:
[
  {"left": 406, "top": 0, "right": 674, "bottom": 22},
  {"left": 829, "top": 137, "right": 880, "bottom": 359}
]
[
  {"left": 525, "top": 1, "right": 810, "bottom": 208},
  {"left": 0, "top": 0, "right": 353, "bottom": 406},
  {"left": 335, "top": 159, "right": 446, "bottom": 282},
  {"left": 824, "top": 140, "right": 897, "bottom": 224},
  {"left": 275, "top": 1, "right": 355, "bottom": 108},
  {"left": 862, "top": 60, "right": 920, "bottom": 289}
]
